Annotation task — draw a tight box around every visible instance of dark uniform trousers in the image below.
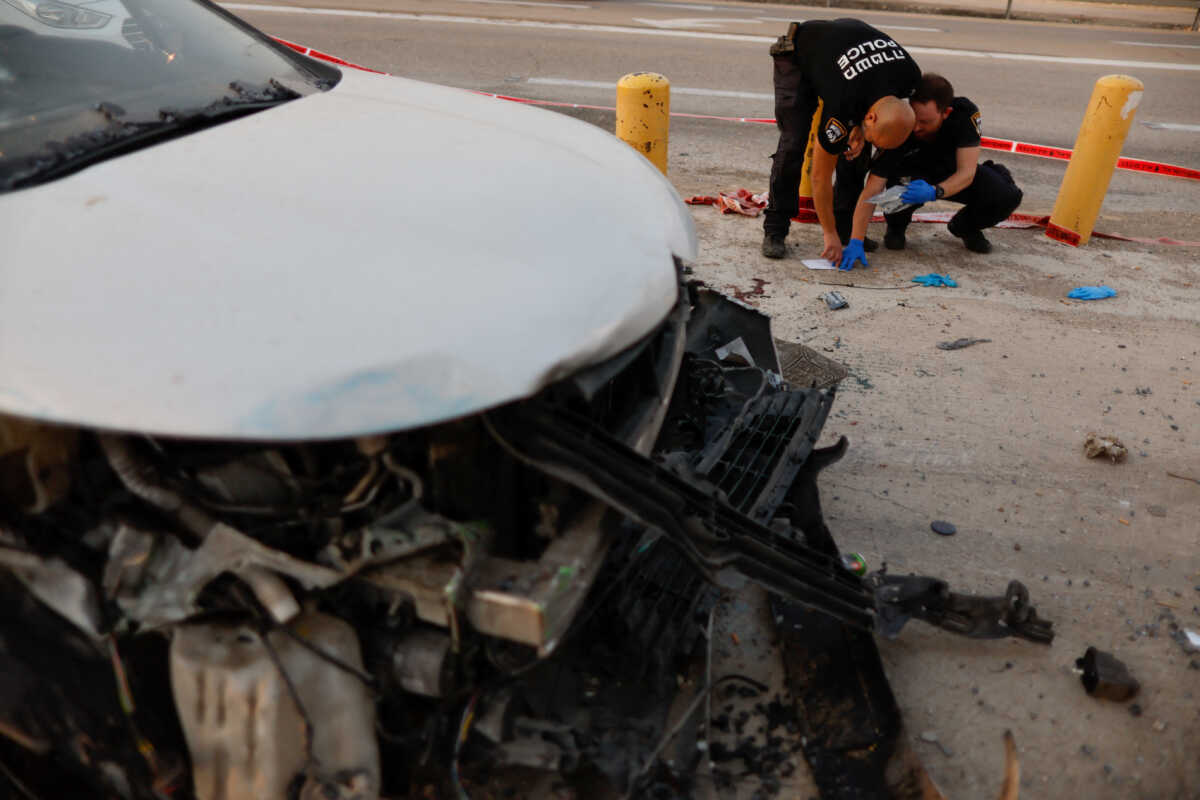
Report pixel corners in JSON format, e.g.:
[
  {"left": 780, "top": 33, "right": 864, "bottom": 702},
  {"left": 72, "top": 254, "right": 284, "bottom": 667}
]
[
  {"left": 764, "top": 52, "right": 820, "bottom": 238},
  {"left": 833, "top": 155, "right": 1023, "bottom": 239}
]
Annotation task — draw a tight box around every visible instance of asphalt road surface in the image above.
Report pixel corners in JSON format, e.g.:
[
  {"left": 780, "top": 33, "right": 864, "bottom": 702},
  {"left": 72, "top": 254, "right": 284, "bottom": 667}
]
[{"left": 226, "top": 0, "right": 1200, "bottom": 170}]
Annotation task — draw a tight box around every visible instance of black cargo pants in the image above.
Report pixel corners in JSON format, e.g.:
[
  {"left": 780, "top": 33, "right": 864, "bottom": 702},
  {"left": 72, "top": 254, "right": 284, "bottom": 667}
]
[
  {"left": 763, "top": 30, "right": 821, "bottom": 239},
  {"left": 882, "top": 160, "right": 1023, "bottom": 234}
]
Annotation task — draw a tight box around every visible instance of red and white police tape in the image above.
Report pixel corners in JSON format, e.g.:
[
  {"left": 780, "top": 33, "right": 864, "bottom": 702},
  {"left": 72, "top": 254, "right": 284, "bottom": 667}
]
[
  {"left": 274, "top": 36, "right": 386, "bottom": 73},
  {"left": 685, "top": 195, "right": 1200, "bottom": 246},
  {"left": 978, "top": 137, "right": 1200, "bottom": 182},
  {"left": 276, "top": 36, "right": 1200, "bottom": 187}
]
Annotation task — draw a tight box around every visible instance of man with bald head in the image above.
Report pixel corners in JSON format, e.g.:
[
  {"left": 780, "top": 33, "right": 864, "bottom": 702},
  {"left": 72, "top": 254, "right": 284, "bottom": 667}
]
[
  {"left": 762, "top": 18, "right": 920, "bottom": 264},
  {"left": 844, "top": 73, "right": 1023, "bottom": 256}
]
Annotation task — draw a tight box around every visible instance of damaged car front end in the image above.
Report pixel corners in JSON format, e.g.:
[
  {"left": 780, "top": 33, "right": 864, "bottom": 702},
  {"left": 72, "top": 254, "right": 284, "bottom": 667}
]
[
  {"left": 1, "top": 2, "right": 1053, "bottom": 797},
  {"left": 0, "top": 282, "right": 1053, "bottom": 799}
]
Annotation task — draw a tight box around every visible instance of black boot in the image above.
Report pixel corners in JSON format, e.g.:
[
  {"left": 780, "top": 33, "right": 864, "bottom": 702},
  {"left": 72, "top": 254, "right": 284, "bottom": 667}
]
[
  {"left": 883, "top": 225, "right": 906, "bottom": 250},
  {"left": 948, "top": 215, "right": 992, "bottom": 253},
  {"left": 762, "top": 233, "right": 787, "bottom": 259}
]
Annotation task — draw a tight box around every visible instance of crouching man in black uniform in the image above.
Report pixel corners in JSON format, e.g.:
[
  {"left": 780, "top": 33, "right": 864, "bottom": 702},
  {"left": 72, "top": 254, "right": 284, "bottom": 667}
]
[
  {"left": 763, "top": 18, "right": 920, "bottom": 264},
  {"left": 845, "top": 73, "right": 1023, "bottom": 256}
]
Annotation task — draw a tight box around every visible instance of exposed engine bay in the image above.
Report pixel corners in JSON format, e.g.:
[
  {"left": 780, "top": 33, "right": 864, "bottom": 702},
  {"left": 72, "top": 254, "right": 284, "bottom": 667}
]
[{"left": 0, "top": 280, "right": 1053, "bottom": 800}]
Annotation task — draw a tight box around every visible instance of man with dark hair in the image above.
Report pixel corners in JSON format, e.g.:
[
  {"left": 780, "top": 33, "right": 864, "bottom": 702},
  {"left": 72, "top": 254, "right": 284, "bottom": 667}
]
[
  {"left": 762, "top": 19, "right": 920, "bottom": 264},
  {"left": 841, "top": 72, "right": 1023, "bottom": 261}
]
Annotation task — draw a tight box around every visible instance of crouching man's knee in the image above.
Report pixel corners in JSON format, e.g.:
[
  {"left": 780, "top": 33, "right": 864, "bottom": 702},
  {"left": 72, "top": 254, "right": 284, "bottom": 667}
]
[{"left": 1001, "top": 183, "right": 1023, "bottom": 217}]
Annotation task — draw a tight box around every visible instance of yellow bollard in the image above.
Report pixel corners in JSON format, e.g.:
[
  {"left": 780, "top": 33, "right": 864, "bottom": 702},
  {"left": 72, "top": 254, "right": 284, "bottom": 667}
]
[
  {"left": 616, "top": 72, "right": 670, "bottom": 174},
  {"left": 1047, "top": 75, "right": 1144, "bottom": 247},
  {"left": 796, "top": 101, "right": 823, "bottom": 213}
]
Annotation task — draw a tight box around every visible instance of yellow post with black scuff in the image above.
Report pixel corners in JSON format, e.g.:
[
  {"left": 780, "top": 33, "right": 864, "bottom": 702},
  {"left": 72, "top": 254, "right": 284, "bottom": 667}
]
[
  {"left": 796, "top": 101, "right": 823, "bottom": 212},
  {"left": 616, "top": 72, "right": 670, "bottom": 174},
  {"left": 1047, "top": 75, "right": 1144, "bottom": 247}
]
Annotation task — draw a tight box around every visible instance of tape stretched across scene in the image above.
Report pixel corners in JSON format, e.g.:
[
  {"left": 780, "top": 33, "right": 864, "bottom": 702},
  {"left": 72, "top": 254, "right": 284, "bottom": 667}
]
[
  {"left": 685, "top": 195, "right": 1200, "bottom": 245},
  {"left": 980, "top": 137, "right": 1200, "bottom": 181},
  {"left": 273, "top": 36, "right": 386, "bottom": 73},
  {"left": 824, "top": 208, "right": 1200, "bottom": 247},
  {"left": 275, "top": 37, "right": 1200, "bottom": 184},
  {"left": 478, "top": 93, "right": 1200, "bottom": 183}
]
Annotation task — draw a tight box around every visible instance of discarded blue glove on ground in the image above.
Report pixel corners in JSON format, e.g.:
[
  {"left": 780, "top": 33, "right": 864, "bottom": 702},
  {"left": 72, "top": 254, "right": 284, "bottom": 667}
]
[
  {"left": 1067, "top": 285, "right": 1117, "bottom": 300},
  {"left": 912, "top": 273, "right": 958, "bottom": 287},
  {"left": 900, "top": 179, "right": 938, "bottom": 204},
  {"left": 839, "top": 238, "right": 868, "bottom": 271}
]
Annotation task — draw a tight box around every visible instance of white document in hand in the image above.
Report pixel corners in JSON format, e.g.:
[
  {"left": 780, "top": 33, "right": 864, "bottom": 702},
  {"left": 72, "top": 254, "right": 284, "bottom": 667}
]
[{"left": 802, "top": 258, "right": 836, "bottom": 270}]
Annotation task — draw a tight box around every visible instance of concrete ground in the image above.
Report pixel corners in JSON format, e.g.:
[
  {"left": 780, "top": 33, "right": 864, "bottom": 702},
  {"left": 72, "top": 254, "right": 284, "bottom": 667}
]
[{"left": 664, "top": 114, "right": 1200, "bottom": 799}]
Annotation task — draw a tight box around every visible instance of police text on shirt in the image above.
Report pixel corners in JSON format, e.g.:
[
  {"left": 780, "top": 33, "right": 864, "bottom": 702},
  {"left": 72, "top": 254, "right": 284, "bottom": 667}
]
[{"left": 837, "top": 38, "right": 907, "bottom": 80}]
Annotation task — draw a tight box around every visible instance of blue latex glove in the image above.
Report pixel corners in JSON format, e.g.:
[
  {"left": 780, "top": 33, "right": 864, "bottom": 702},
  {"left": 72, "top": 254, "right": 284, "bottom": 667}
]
[
  {"left": 912, "top": 273, "right": 958, "bottom": 287},
  {"left": 1067, "top": 285, "right": 1117, "bottom": 300},
  {"left": 900, "top": 179, "right": 938, "bottom": 204},
  {"left": 839, "top": 238, "right": 868, "bottom": 271}
]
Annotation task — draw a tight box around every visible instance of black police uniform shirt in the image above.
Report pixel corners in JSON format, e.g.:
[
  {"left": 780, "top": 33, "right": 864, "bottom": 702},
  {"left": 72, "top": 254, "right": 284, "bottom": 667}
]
[
  {"left": 871, "top": 97, "right": 983, "bottom": 183},
  {"left": 793, "top": 19, "right": 921, "bottom": 156}
]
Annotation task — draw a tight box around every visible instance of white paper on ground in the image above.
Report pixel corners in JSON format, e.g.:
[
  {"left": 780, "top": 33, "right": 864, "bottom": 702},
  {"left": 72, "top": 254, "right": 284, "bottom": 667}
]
[{"left": 803, "top": 258, "right": 836, "bottom": 270}]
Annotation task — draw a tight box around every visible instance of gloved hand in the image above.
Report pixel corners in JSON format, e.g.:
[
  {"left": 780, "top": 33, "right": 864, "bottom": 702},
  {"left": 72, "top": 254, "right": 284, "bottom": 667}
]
[
  {"left": 1067, "top": 286, "right": 1117, "bottom": 300},
  {"left": 839, "top": 238, "right": 868, "bottom": 271},
  {"left": 911, "top": 273, "right": 958, "bottom": 287},
  {"left": 900, "top": 179, "right": 938, "bottom": 204}
]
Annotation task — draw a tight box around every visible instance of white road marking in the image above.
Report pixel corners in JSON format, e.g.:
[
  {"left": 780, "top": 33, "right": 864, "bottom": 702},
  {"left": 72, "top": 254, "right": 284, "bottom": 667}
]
[
  {"left": 756, "top": 15, "right": 944, "bottom": 32},
  {"left": 528, "top": 76, "right": 772, "bottom": 99},
  {"left": 1142, "top": 121, "right": 1200, "bottom": 131},
  {"left": 1114, "top": 40, "right": 1200, "bottom": 50},
  {"left": 224, "top": 4, "right": 1200, "bottom": 71},
  {"left": 633, "top": 16, "right": 759, "bottom": 28},
  {"left": 637, "top": 1, "right": 716, "bottom": 9}
]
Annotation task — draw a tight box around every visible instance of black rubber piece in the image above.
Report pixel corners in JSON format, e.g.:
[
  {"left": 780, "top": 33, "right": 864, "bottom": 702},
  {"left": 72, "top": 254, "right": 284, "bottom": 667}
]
[{"left": 930, "top": 520, "right": 957, "bottom": 536}]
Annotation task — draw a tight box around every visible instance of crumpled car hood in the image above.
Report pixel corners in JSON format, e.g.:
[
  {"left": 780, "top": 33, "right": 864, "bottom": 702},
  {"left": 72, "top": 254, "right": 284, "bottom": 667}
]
[{"left": 0, "top": 68, "right": 696, "bottom": 439}]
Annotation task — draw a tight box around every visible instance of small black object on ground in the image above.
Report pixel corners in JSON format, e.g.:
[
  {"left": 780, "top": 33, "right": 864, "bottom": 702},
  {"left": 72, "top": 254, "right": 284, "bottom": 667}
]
[
  {"left": 931, "top": 520, "right": 957, "bottom": 536},
  {"left": 937, "top": 337, "right": 991, "bottom": 351},
  {"left": 1076, "top": 647, "right": 1140, "bottom": 701}
]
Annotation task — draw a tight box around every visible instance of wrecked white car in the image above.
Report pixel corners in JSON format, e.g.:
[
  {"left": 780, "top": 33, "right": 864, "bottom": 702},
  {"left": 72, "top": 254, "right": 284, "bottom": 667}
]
[{"left": 0, "top": 2, "right": 1053, "bottom": 798}]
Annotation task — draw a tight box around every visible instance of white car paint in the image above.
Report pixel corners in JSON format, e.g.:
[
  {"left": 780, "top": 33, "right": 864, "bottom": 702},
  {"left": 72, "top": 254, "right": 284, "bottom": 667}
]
[{"left": 0, "top": 67, "right": 696, "bottom": 440}]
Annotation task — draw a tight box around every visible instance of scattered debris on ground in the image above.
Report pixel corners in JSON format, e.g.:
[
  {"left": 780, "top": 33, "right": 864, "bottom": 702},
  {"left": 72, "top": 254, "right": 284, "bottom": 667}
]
[
  {"left": 937, "top": 337, "right": 992, "bottom": 351},
  {"left": 931, "top": 520, "right": 958, "bottom": 536},
  {"left": 1084, "top": 432, "right": 1128, "bottom": 462},
  {"left": 912, "top": 273, "right": 958, "bottom": 287},
  {"left": 819, "top": 290, "right": 848, "bottom": 310},
  {"left": 684, "top": 189, "right": 767, "bottom": 216},
  {"left": 1067, "top": 285, "right": 1118, "bottom": 300},
  {"left": 1076, "top": 647, "right": 1141, "bottom": 701}
]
